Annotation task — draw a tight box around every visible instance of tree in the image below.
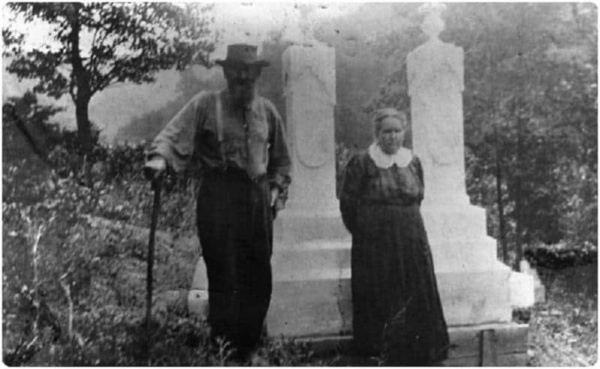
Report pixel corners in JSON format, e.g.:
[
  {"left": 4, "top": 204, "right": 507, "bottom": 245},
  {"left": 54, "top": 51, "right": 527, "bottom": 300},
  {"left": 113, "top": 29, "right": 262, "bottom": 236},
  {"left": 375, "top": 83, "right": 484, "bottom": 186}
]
[{"left": 3, "top": 3, "right": 215, "bottom": 157}]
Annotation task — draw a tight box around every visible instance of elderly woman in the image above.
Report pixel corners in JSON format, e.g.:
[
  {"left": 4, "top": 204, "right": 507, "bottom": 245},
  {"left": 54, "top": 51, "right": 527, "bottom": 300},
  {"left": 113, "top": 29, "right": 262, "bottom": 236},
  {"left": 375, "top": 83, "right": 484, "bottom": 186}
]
[{"left": 340, "top": 108, "right": 449, "bottom": 365}]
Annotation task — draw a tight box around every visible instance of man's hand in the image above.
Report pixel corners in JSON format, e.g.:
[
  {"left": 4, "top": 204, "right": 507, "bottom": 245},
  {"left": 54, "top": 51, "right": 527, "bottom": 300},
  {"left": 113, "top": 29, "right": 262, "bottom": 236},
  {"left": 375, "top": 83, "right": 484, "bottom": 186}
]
[
  {"left": 270, "top": 187, "right": 280, "bottom": 208},
  {"left": 144, "top": 156, "right": 167, "bottom": 181}
]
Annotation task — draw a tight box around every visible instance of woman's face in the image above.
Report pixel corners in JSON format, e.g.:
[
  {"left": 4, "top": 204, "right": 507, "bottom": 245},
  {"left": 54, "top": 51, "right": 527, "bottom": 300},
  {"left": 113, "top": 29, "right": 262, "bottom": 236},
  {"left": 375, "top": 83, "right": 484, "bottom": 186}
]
[{"left": 376, "top": 117, "right": 406, "bottom": 155}]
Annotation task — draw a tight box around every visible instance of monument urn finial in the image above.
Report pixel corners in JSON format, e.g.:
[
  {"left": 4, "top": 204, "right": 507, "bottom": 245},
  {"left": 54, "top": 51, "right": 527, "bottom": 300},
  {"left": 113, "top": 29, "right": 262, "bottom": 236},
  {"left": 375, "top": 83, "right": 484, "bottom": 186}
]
[
  {"left": 297, "top": 4, "right": 317, "bottom": 46},
  {"left": 418, "top": 2, "right": 447, "bottom": 40}
]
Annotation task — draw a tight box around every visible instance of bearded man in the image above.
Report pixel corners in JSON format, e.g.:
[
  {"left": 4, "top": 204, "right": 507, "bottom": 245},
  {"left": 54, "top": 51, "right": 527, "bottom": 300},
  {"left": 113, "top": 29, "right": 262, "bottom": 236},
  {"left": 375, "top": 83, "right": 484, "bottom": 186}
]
[{"left": 144, "top": 43, "right": 291, "bottom": 359}]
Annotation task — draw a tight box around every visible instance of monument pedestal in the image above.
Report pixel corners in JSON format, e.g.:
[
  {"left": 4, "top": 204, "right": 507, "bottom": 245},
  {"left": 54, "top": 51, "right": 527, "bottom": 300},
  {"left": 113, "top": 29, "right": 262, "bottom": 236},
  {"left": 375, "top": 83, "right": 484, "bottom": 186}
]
[
  {"left": 422, "top": 202, "right": 514, "bottom": 325},
  {"left": 267, "top": 212, "right": 352, "bottom": 337}
]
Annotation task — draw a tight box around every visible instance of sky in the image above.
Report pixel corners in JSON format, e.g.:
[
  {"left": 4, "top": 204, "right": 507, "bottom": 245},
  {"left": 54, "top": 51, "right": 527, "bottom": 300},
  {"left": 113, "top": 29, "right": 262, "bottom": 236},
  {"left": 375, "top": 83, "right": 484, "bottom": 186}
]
[
  {"left": 2, "top": 2, "right": 362, "bottom": 57},
  {"left": 212, "top": 2, "right": 362, "bottom": 56}
]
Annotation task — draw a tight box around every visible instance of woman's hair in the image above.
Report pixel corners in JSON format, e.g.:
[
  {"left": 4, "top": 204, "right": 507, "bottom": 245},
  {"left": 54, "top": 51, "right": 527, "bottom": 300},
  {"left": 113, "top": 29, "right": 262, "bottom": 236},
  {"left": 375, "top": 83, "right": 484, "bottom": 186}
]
[{"left": 373, "top": 108, "right": 408, "bottom": 135}]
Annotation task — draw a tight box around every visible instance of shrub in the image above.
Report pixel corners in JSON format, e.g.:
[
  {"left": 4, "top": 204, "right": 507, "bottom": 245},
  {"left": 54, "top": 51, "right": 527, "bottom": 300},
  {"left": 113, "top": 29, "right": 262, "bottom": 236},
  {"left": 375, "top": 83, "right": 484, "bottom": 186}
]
[{"left": 524, "top": 242, "right": 597, "bottom": 270}]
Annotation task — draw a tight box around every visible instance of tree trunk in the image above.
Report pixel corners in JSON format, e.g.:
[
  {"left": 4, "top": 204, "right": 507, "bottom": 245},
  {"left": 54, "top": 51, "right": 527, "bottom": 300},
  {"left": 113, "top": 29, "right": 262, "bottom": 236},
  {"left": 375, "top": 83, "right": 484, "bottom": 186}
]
[
  {"left": 514, "top": 179, "right": 523, "bottom": 271},
  {"left": 514, "top": 100, "right": 524, "bottom": 271},
  {"left": 486, "top": 35, "right": 508, "bottom": 264},
  {"left": 69, "top": 3, "right": 94, "bottom": 185},
  {"left": 70, "top": 4, "right": 93, "bottom": 155},
  {"left": 75, "top": 95, "right": 92, "bottom": 155},
  {"left": 495, "top": 128, "right": 508, "bottom": 264},
  {"left": 75, "top": 94, "right": 93, "bottom": 186},
  {"left": 513, "top": 10, "right": 527, "bottom": 272}
]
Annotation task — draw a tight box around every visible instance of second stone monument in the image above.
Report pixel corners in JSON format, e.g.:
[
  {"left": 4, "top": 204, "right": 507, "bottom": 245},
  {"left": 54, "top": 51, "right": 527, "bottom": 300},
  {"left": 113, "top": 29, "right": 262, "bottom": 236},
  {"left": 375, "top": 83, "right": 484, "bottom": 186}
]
[{"left": 407, "top": 4, "right": 534, "bottom": 326}]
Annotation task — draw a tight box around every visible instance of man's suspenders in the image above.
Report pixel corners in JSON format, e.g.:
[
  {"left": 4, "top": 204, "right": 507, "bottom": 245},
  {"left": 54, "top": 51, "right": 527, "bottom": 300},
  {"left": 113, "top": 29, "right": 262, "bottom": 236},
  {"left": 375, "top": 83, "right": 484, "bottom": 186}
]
[
  {"left": 215, "top": 92, "right": 227, "bottom": 169},
  {"left": 214, "top": 92, "right": 269, "bottom": 176}
]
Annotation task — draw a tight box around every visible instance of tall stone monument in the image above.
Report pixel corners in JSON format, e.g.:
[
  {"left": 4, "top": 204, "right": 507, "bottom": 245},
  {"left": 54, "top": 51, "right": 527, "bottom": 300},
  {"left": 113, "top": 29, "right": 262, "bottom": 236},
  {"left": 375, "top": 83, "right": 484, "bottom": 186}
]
[
  {"left": 407, "top": 3, "right": 533, "bottom": 327},
  {"left": 266, "top": 41, "right": 353, "bottom": 338}
]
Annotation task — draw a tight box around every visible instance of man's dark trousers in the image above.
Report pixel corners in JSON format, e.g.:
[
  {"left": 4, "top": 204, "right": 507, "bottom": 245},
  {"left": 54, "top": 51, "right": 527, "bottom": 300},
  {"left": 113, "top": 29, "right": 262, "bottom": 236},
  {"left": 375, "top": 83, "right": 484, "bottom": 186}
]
[{"left": 197, "top": 168, "right": 273, "bottom": 353}]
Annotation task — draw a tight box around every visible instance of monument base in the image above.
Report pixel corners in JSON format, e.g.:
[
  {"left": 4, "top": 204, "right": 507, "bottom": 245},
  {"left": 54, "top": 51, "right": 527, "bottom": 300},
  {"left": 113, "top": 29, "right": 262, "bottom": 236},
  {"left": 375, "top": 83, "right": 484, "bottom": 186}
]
[
  {"left": 267, "top": 212, "right": 353, "bottom": 337},
  {"left": 266, "top": 261, "right": 517, "bottom": 337},
  {"left": 188, "top": 228, "right": 531, "bottom": 335},
  {"left": 188, "top": 206, "right": 533, "bottom": 343},
  {"left": 438, "top": 266, "right": 512, "bottom": 325},
  {"left": 274, "top": 208, "right": 349, "bottom": 243}
]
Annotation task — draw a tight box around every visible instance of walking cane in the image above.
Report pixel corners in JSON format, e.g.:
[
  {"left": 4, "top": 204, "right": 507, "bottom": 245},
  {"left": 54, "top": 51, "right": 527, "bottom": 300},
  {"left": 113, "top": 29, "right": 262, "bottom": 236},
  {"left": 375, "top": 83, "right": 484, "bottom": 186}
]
[{"left": 146, "top": 176, "right": 162, "bottom": 340}]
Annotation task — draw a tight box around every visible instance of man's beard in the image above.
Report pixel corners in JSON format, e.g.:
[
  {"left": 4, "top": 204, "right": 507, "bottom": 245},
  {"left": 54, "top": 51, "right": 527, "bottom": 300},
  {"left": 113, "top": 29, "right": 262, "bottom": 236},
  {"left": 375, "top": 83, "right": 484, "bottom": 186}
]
[{"left": 228, "top": 81, "right": 256, "bottom": 107}]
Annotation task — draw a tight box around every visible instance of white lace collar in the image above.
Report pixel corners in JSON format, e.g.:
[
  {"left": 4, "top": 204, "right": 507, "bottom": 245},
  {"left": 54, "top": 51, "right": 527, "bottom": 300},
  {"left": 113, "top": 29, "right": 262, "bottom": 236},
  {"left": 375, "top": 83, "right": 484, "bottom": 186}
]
[{"left": 368, "top": 143, "right": 413, "bottom": 169}]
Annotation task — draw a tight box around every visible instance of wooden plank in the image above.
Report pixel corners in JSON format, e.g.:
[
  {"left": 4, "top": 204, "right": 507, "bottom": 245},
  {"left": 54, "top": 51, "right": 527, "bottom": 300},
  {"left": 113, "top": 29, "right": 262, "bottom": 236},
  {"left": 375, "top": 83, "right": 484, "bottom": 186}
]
[
  {"left": 285, "top": 323, "right": 529, "bottom": 364},
  {"left": 448, "top": 323, "right": 528, "bottom": 359},
  {"left": 297, "top": 335, "right": 353, "bottom": 355},
  {"left": 445, "top": 352, "right": 529, "bottom": 367}
]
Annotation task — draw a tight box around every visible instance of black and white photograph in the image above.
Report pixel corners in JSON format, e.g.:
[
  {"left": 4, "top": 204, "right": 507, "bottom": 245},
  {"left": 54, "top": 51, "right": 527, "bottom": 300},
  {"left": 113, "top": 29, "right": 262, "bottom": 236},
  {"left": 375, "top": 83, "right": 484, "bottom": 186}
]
[{"left": 2, "top": 2, "right": 597, "bottom": 366}]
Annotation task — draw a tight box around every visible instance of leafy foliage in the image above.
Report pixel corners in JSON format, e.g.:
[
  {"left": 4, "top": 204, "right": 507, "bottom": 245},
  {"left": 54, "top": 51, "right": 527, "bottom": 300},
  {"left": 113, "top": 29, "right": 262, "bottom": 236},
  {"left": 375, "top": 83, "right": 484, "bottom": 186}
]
[
  {"left": 4, "top": 3, "right": 215, "bottom": 95},
  {"left": 3, "top": 2, "right": 216, "bottom": 152},
  {"left": 525, "top": 242, "right": 597, "bottom": 270}
]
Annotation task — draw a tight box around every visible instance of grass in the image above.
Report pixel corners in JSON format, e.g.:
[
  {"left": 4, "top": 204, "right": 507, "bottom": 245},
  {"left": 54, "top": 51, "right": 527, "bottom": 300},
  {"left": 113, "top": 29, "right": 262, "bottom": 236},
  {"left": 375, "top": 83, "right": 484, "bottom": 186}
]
[{"left": 527, "top": 264, "right": 597, "bottom": 366}]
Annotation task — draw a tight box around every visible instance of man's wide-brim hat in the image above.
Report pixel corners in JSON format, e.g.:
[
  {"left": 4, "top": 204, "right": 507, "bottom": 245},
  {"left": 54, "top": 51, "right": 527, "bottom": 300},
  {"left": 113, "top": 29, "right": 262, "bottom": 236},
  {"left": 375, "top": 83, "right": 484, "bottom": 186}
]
[{"left": 215, "top": 44, "right": 270, "bottom": 68}]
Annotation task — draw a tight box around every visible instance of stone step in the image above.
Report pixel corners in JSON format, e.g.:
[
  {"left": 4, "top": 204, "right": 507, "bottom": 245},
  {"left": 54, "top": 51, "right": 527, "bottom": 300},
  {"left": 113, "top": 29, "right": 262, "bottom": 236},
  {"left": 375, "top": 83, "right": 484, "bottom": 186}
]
[
  {"left": 190, "top": 265, "right": 520, "bottom": 330},
  {"left": 266, "top": 267, "right": 513, "bottom": 338},
  {"left": 274, "top": 212, "right": 350, "bottom": 244},
  {"left": 273, "top": 236, "right": 501, "bottom": 276},
  {"left": 509, "top": 271, "right": 536, "bottom": 308},
  {"left": 436, "top": 265, "right": 513, "bottom": 325},
  {"left": 268, "top": 277, "right": 353, "bottom": 337},
  {"left": 272, "top": 240, "right": 351, "bottom": 281},
  {"left": 421, "top": 204, "right": 489, "bottom": 242},
  {"left": 430, "top": 236, "right": 500, "bottom": 273}
]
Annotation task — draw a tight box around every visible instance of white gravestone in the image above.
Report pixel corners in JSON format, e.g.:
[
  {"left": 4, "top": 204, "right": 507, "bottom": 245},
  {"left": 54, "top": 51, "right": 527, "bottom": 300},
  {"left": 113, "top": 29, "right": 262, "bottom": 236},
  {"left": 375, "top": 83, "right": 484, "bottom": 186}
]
[
  {"left": 266, "top": 42, "right": 353, "bottom": 337},
  {"left": 281, "top": 43, "right": 338, "bottom": 217},
  {"left": 407, "top": 4, "right": 533, "bottom": 325}
]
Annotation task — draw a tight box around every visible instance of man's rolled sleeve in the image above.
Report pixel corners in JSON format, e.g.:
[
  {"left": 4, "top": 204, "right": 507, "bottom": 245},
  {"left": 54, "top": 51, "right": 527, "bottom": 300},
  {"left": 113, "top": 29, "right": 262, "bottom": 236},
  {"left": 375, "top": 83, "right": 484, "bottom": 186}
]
[
  {"left": 266, "top": 102, "right": 291, "bottom": 192},
  {"left": 147, "top": 92, "right": 206, "bottom": 172}
]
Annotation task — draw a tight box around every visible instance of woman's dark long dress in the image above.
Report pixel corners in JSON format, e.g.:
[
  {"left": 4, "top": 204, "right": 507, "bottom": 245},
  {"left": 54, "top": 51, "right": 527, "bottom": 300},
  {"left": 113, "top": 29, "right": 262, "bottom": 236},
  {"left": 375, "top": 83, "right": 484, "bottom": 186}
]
[{"left": 340, "top": 151, "right": 449, "bottom": 365}]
